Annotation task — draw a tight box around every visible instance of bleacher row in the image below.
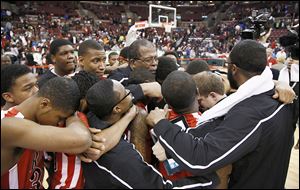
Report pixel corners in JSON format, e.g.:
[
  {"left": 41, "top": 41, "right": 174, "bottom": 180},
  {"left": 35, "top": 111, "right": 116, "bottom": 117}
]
[
  {"left": 3, "top": 1, "right": 297, "bottom": 29},
  {"left": 10, "top": 1, "right": 296, "bottom": 23}
]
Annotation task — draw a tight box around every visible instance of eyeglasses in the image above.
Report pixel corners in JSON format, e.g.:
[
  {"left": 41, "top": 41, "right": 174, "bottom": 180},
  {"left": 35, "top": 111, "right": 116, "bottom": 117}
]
[
  {"left": 110, "top": 90, "right": 132, "bottom": 111},
  {"left": 135, "top": 56, "right": 158, "bottom": 64}
]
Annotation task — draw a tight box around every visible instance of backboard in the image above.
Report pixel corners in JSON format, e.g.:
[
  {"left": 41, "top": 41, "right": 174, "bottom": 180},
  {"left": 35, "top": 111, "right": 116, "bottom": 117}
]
[{"left": 149, "top": 4, "right": 176, "bottom": 28}]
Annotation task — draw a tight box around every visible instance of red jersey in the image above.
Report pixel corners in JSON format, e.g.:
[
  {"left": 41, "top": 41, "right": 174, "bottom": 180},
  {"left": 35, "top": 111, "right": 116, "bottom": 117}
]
[
  {"left": 1, "top": 107, "right": 44, "bottom": 189},
  {"left": 158, "top": 109, "right": 201, "bottom": 181},
  {"left": 49, "top": 153, "right": 84, "bottom": 189},
  {"left": 49, "top": 112, "right": 88, "bottom": 189}
]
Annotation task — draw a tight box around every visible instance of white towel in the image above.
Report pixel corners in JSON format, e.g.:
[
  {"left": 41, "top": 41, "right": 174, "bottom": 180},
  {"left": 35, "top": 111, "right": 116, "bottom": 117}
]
[
  {"left": 278, "top": 64, "right": 299, "bottom": 84},
  {"left": 197, "top": 66, "right": 274, "bottom": 125}
]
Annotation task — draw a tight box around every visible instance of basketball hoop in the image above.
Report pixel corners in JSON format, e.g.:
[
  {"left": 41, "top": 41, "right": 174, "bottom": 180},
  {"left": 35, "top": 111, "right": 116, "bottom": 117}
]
[{"left": 163, "top": 22, "right": 172, "bottom": 33}]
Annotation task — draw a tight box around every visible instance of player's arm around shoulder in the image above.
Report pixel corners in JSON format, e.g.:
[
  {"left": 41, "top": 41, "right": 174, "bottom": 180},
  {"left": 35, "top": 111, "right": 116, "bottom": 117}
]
[{"left": 1, "top": 116, "right": 92, "bottom": 155}]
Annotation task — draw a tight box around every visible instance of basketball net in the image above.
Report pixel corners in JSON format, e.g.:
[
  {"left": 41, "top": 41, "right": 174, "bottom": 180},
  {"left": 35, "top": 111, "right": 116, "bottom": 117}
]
[{"left": 162, "top": 22, "right": 172, "bottom": 33}]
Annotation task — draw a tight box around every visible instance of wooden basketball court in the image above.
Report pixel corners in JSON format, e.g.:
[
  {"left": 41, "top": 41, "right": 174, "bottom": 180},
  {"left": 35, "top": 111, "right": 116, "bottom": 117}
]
[{"left": 285, "top": 125, "right": 299, "bottom": 189}]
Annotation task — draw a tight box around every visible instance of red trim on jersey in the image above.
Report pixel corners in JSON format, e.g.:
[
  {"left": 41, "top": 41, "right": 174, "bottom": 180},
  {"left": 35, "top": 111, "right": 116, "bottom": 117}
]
[
  {"left": 50, "top": 153, "right": 84, "bottom": 189},
  {"left": 158, "top": 109, "right": 201, "bottom": 181},
  {"left": 76, "top": 112, "right": 89, "bottom": 128}
]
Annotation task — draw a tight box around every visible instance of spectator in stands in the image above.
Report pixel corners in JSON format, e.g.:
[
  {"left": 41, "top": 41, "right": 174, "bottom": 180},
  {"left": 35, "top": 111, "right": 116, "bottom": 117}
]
[
  {"left": 1, "top": 64, "right": 38, "bottom": 110},
  {"left": 108, "top": 39, "right": 158, "bottom": 86},
  {"left": 78, "top": 39, "right": 106, "bottom": 79},
  {"left": 146, "top": 40, "right": 296, "bottom": 188},
  {"left": 266, "top": 48, "right": 277, "bottom": 67},
  {"left": 5, "top": 44, "right": 19, "bottom": 64},
  {"left": 82, "top": 79, "right": 217, "bottom": 189},
  {"left": 185, "top": 44, "right": 191, "bottom": 64},
  {"left": 185, "top": 60, "right": 210, "bottom": 75},
  {"left": 25, "top": 53, "right": 44, "bottom": 75},
  {"left": 25, "top": 54, "right": 38, "bottom": 67},
  {"left": 37, "top": 39, "right": 75, "bottom": 87},
  {"left": 1, "top": 54, "right": 12, "bottom": 66}
]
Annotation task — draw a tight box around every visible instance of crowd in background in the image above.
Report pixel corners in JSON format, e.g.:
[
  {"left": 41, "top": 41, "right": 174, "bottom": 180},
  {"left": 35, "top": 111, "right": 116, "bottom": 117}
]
[{"left": 1, "top": 1, "right": 299, "bottom": 74}]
